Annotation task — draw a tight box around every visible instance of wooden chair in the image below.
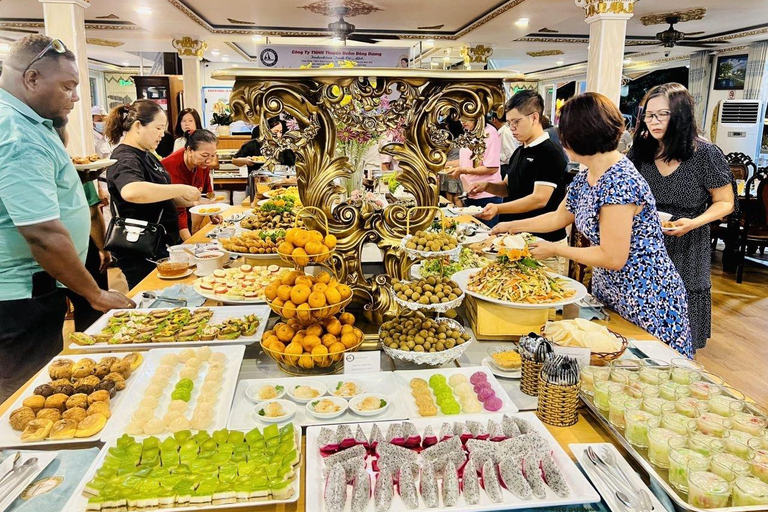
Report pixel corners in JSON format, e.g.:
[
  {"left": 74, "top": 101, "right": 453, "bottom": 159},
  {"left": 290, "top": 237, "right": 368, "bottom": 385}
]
[
  {"left": 726, "top": 152, "right": 757, "bottom": 181},
  {"left": 736, "top": 168, "right": 768, "bottom": 283}
]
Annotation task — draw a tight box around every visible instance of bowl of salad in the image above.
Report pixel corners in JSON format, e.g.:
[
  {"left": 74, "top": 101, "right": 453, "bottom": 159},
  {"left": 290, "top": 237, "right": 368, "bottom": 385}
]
[{"left": 411, "top": 247, "right": 490, "bottom": 279}]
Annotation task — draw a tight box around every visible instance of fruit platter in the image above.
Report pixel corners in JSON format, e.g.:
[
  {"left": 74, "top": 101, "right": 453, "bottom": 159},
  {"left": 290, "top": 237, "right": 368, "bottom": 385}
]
[
  {"left": 193, "top": 265, "right": 287, "bottom": 304},
  {"left": 275, "top": 227, "right": 337, "bottom": 267},
  {"left": 393, "top": 367, "right": 518, "bottom": 418},
  {"left": 0, "top": 353, "right": 143, "bottom": 447},
  {"left": 218, "top": 229, "right": 286, "bottom": 259},
  {"left": 263, "top": 270, "right": 354, "bottom": 323},
  {"left": 64, "top": 425, "right": 300, "bottom": 512},
  {"left": 227, "top": 373, "right": 409, "bottom": 430},
  {"left": 101, "top": 346, "right": 245, "bottom": 440},
  {"left": 71, "top": 306, "right": 270, "bottom": 351},
  {"left": 306, "top": 413, "right": 600, "bottom": 512}
]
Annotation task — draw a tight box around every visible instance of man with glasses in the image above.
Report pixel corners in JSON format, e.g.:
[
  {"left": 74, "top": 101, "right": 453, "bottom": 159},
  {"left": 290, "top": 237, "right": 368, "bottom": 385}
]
[
  {"left": 0, "top": 35, "right": 134, "bottom": 401},
  {"left": 471, "top": 90, "right": 569, "bottom": 273}
]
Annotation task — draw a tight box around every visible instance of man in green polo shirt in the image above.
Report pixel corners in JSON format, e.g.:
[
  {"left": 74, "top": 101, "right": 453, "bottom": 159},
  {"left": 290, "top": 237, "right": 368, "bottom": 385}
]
[{"left": 0, "top": 35, "right": 134, "bottom": 401}]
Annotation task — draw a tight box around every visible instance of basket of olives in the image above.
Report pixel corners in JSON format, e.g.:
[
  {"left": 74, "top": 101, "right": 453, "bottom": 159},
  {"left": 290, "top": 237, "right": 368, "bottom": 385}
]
[
  {"left": 390, "top": 276, "right": 465, "bottom": 313},
  {"left": 379, "top": 313, "right": 473, "bottom": 366},
  {"left": 400, "top": 230, "right": 461, "bottom": 261}
]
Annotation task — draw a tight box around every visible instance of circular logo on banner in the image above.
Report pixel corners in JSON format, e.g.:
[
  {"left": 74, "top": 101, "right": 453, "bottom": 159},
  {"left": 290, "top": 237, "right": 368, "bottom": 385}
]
[{"left": 260, "top": 49, "right": 278, "bottom": 67}]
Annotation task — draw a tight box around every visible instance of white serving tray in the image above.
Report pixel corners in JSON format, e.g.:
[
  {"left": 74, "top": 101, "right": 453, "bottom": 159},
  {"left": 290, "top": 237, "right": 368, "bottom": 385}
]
[
  {"left": 451, "top": 268, "right": 588, "bottom": 310},
  {"left": 0, "top": 451, "right": 58, "bottom": 512},
  {"left": 78, "top": 306, "right": 271, "bottom": 352},
  {"left": 100, "top": 345, "right": 245, "bottom": 441},
  {"left": 393, "top": 366, "right": 518, "bottom": 418},
  {"left": 305, "top": 412, "right": 600, "bottom": 512},
  {"left": 570, "top": 443, "right": 666, "bottom": 512},
  {"left": 0, "top": 353, "right": 144, "bottom": 448},
  {"left": 228, "top": 373, "right": 409, "bottom": 429},
  {"left": 63, "top": 430, "right": 299, "bottom": 512}
]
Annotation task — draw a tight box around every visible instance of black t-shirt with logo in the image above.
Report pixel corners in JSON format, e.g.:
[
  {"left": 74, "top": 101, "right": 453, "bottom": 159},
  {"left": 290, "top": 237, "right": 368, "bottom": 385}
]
[{"left": 502, "top": 136, "right": 568, "bottom": 242}]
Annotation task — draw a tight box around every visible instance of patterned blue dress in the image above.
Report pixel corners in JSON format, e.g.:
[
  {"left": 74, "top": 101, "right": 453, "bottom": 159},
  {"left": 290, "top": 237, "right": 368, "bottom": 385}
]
[{"left": 566, "top": 157, "right": 693, "bottom": 358}]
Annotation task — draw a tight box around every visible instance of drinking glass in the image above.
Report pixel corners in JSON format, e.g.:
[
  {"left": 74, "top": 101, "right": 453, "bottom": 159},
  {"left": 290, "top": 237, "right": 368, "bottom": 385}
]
[
  {"left": 689, "top": 431, "right": 727, "bottom": 457},
  {"left": 668, "top": 437, "right": 710, "bottom": 493},
  {"left": 580, "top": 366, "right": 609, "bottom": 396},
  {"left": 624, "top": 399, "right": 655, "bottom": 448},
  {"left": 660, "top": 380, "right": 687, "bottom": 401},
  {"left": 709, "top": 395, "right": 744, "bottom": 417},
  {"left": 643, "top": 396, "right": 672, "bottom": 417},
  {"left": 671, "top": 358, "right": 703, "bottom": 385},
  {"left": 711, "top": 451, "right": 753, "bottom": 482},
  {"left": 732, "top": 476, "right": 768, "bottom": 506},
  {"left": 639, "top": 363, "right": 671, "bottom": 385},
  {"left": 663, "top": 411, "right": 698, "bottom": 435},
  {"left": 609, "top": 391, "right": 631, "bottom": 429},
  {"left": 687, "top": 468, "right": 731, "bottom": 509},
  {"left": 675, "top": 395, "right": 709, "bottom": 418},
  {"left": 648, "top": 419, "right": 685, "bottom": 469},
  {"left": 731, "top": 404, "right": 768, "bottom": 437},
  {"left": 689, "top": 377, "right": 724, "bottom": 401},
  {"left": 697, "top": 413, "right": 733, "bottom": 438},
  {"left": 593, "top": 379, "right": 613, "bottom": 412}
]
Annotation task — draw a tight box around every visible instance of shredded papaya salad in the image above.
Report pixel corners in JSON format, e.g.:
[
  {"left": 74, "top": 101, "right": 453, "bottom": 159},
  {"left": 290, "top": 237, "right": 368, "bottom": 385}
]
[{"left": 467, "top": 254, "right": 576, "bottom": 304}]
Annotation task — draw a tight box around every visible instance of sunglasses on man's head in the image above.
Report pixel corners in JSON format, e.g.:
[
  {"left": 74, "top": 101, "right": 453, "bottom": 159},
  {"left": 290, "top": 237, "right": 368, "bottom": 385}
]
[{"left": 23, "top": 39, "right": 67, "bottom": 76}]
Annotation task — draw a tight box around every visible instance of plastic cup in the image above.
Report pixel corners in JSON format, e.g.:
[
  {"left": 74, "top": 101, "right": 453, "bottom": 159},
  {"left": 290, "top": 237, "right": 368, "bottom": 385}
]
[
  {"left": 697, "top": 413, "right": 733, "bottom": 438},
  {"left": 675, "top": 396, "right": 709, "bottom": 418},
  {"left": 594, "top": 379, "right": 613, "bottom": 412},
  {"left": 712, "top": 452, "right": 752, "bottom": 482},
  {"left": 609, "top": 391, "right": 631, "bottom": 429},
  {"left": 669, "top": 437, "right": 710, "bottom": 493},
  {"left": 640, "top": 365, "right": 671, "bottom": 385},
  {"left": 689, "top": 431, "right": 727, "bottom": 457},
  {"left": 732, "top": 476, "right": 768, "bottom": 506},
  {"left": 708, "top": 395, "right": 745, "bottom": 417},
  {"left": 648, "top": 421, "right": 685, "bottom": 469},
  {"left": 687, "top": 469, "right": 731, "bottom": 508}
]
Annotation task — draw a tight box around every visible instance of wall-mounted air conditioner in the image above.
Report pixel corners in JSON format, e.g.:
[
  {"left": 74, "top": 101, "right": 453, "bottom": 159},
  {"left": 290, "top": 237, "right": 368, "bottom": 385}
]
[{"left": 715, "top": 100, "right": 762, "bottom": 160}]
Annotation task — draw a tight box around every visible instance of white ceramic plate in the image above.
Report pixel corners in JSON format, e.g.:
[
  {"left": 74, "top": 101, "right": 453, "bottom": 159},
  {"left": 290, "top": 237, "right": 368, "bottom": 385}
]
[
  {"left": 348, "top": 393, "right": 389, "bottom": 417},
  {"left": 328, "top": 379, "right": 366, "bottom": 399},
  {"left": 305, "top": 396, "right": 348, "bottom": 420},
  {"left": 254, "top": 399, "right": 296, "bottom": 424},
  {"left": 189, "top": 203, "right": 232, "bottom": 216},
  {"left": 157, "top": 269, "right": 194, "bottom": 280},
  {"left": 63, "top": 431, "right": 299, "bottom": 512},
  {"left": 245, "top": 383, "right": 287, "bottom": 403},
  {"left": 451, "top": 268, "right": 588, "bottom": 310},
  {"left": 0, "top": 451, "right": 58, "bottom": 512},
  {"left": 193, "top": 284, "right": 268, "bottom": 305},
  {"left": 100, "top": 345, "right": 245, "bottom": 441},
  {"left": 73, "top": 158, "right": 116, "bottom": 171},
  {"left": 448, "top": 205, "right": 483, "bottom": 215},
  {"left": 481, "top": 357, "right": 522, "bottom": 379},
  {"left": 305, "top": 412, "right": 601, "bottom": 512},
  {"left": 393, "top": 366, "right": 518, "bottom": 418},
  {"left": 0, "top": 353, "right": 144, "bottom": 448},
  {"left": 228, "top": 374, "right": 408, "bottom": 430},
  {"left": 285, "top": 380, "right": 327, "bottom": 404},
  {"left": 78, "top": 306, "right": 270, "bottom": 352}
]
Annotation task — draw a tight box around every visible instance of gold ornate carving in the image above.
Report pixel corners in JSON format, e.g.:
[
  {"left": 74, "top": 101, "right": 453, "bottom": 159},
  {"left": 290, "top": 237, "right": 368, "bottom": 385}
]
[
  {"left": 526, "top": 50, "right": 564, "bottom": 57},
  {"left": 227, "top": 18, "right": 256, "bottom": 25},
  {"left": 516, "top": 36, "right": 588, "bottom": 44},
  {"left": 86, "top": 38, "right": 124, "bottom": 47},
  {"left": 0, "top": 21, "right": 138, "bottom": 31},
  {"left": 300, "top": 0, "right": 382, "bottom": 17},
  {"left": 575, "top": 0, "right": 636, "bottom": 19},
  {"left": 172, "top": 36, "right": 207, "bottom": 58},
  {"left": 227, "top": 70, "right": 506, "bottom": 324},
  {"left": 640, "top": 8, "right": 706, "bottom": 26},
  {"left": 461, "top": 44, "right": 493, "bottom": 64}
]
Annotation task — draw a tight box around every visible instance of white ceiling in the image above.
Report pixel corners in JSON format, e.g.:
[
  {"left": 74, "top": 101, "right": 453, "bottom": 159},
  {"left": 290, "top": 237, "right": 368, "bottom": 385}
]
[{"left": 0, "top": 0, "right": 767, "bottom": 77}]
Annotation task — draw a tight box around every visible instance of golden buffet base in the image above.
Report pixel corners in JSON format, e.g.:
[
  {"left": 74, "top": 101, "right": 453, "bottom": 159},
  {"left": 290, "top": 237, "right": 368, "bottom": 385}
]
[{"left": 0, "top": 206, "right": 663, "bottom": 511}]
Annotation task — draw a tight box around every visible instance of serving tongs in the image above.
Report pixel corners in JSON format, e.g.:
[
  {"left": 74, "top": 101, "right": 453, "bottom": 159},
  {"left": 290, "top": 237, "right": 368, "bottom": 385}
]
[{"left": 140, "top": 292, "right": 187, "bottom": 306}]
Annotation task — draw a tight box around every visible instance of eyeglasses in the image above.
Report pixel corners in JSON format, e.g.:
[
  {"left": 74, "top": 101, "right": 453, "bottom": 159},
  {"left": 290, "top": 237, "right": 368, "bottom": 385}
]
[
  {"left": 643, "top": 110, "right": 672, "bottom": 123},
  {"left": 23, "top": 38, "right": 67, "bottom": 76},
  {"left": 507, "top": 113, "right": 533, "bottom": 128}
]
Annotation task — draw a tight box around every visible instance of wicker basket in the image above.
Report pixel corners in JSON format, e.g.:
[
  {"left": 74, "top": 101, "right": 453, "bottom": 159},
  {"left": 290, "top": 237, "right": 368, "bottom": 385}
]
[
  {"left": 520, "top": 357, "right": 544, "bottom": 396},
  {"left": 540, "top": 326, "right": 629, "bottom": 366},
  {"left": 536, "top": 376, "right": 580, "bottom": 427}
]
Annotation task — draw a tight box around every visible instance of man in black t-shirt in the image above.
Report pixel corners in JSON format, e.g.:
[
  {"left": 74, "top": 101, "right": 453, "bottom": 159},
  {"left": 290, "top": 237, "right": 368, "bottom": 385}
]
[{"left": 469, "top": 90, "right": 569, "bottom": 274}]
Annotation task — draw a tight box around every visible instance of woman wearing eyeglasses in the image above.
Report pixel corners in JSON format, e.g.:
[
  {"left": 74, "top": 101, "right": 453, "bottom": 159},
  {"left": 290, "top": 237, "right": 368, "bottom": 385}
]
[{"left": 629, "top": 83, "right": 734, "bottom": 352}]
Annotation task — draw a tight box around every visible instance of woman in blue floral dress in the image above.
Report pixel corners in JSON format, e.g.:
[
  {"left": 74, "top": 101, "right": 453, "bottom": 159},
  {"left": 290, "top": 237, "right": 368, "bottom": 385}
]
[{"left": 493, "top": 93, "right": 693, "bottom": 358}]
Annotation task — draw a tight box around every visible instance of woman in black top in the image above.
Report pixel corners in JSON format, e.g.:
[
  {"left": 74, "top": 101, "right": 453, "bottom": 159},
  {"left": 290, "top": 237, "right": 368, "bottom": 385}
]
[
  {"left": 232, "top": 117, "right": 296, "bottom": 171},
  {"left": 104, "top": 100, "right": 201, "bottom": 288},
  {"left": 629, "top": 83, "right": 734, "bottom": 351}
]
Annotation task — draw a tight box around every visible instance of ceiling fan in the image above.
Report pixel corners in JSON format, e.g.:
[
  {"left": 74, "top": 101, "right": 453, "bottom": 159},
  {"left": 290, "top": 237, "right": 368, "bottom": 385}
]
[
  {"left": 321, "top": 7, "right": 400, "bottom": 44},
  {"left": 648, "top": 16, "right": 719, "bottom": 48}
]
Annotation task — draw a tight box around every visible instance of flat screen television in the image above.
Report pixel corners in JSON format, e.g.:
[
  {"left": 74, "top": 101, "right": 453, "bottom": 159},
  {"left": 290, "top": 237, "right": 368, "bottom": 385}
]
[{"left": 714, "top": 54, "right": 748, "bottom": 90}]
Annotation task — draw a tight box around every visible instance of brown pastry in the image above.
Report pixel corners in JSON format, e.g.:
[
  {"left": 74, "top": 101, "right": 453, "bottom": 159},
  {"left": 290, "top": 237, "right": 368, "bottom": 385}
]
[
  {"left": 52, "top": 384, "right": 75, "bottom": 396},
  {"left": 62, "top": 407, "right": 87, "bottom": 423},
  {"left": 44, "top": 393, "right": 69, "bottom": 412},
  {"left": 86, "top": 402, "right": 111, "bottom": 419},
  {"left": 87, "top": 390, "right": 110, "bottom": 405},
  {"left": 109, "top": 360, "right": 131, "bottom": 379},
  {"left": 74, "top": 376, "right": 100, "bottom": 395},
  {"left": 98, "top": 356, "right": 119, "bottom": 367},
  {"left": 49, "top": 419, "right": 77, "bottom": 440},
  {"left": 33, "top": 384, "right": 55, "bottom": 398},
  {"left": 66, "top": 393, "right": 88, "bottom": 410},
  {"left": 48, "top": 359, "right": 74, "bottom": 380},
  {"left": 92, "top": 364, "right": 111, "bottom": 379},
  {"left": 122, "top": 352, "right": 143, "bottom": 372},
  {"left": 9, "top": 407, "right": 36, "bottom": 431},
  {"left": 71, "top": 360, "right": 95, "bottom": 379},
  {"left": 22, "top": 395, "right": 45, "bottom": 413},
  {"left": 103, "top": 372, "right": 126, "bottom": 391},
  {"left": 95, "top": 380, "right": 116, "bottom": 398},
  {"left": 36, "top": 408, "right": 62, "bottom": 423},
  {"left": 49, "top": 379, "right": 72, "bottom": 389},
  {"left": 75, "top": 413, "right": 106, "bottom": 438},
  {"left": 21, "top": 419, "right": 53, "bottom": 441}
]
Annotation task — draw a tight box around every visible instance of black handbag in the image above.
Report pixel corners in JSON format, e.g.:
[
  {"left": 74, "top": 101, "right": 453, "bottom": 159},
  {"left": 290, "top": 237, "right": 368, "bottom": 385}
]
[{"left": 104, "top": 205, "right": 166, "bottom": 258}]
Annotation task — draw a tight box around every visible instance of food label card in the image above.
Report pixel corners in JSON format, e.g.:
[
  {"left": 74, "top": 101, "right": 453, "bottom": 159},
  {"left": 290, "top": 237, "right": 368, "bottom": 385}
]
[
  {"left": 553, "top": 346, "right": 591, "bottom": 368},
  {"left": 344, "top": 351, "right": 381, "bottom": 374}
]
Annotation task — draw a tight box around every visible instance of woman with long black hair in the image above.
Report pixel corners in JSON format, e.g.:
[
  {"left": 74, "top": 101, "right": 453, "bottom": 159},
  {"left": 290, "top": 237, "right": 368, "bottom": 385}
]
[{"left": 629, "top": 83, "right": 734, "bottom": 352}]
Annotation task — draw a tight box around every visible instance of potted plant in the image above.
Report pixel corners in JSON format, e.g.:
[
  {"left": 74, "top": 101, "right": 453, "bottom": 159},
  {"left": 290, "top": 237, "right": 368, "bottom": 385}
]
[{"left": 210, "top": 103, "right": 233, "bottom": 136}]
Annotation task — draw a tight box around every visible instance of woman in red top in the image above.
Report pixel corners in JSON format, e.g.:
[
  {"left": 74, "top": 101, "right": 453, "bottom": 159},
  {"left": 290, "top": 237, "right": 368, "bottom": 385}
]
[{"left": 161, "top": 129, "right": 218, "bottom": 240}]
